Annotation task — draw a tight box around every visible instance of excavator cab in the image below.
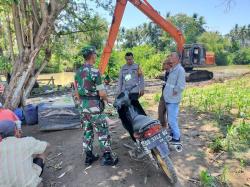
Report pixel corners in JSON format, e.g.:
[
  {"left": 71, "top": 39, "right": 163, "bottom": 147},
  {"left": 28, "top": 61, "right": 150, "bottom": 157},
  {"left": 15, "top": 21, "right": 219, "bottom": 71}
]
[
  {"left": 182, "top": 44, "right": 214, "bottom": 82},
  {"left": 182, "top": 44, "right": 207, "bottom": 71}
]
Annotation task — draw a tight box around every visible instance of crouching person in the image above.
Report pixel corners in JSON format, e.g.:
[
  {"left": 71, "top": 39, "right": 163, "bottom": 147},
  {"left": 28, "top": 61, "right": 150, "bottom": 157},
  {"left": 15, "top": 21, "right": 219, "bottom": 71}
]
[
  {"left": 0, "top": 102, "right": 22, "bottom": 137},
  {"left": 0, "top": 121, "right": 49, "bottom": 187}
]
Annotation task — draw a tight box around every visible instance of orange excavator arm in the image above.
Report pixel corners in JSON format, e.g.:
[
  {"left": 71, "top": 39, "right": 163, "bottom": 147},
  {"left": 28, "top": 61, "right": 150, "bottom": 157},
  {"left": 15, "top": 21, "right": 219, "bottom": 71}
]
[{"left": 99, "top": 0, "right": 185, "bottom": 74}]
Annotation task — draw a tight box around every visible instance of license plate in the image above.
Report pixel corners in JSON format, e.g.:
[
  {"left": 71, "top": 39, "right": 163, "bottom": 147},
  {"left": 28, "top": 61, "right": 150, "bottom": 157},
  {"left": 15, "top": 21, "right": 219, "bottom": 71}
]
[{"left": 142, "top": 129, "right": 168, "bottom": 150}]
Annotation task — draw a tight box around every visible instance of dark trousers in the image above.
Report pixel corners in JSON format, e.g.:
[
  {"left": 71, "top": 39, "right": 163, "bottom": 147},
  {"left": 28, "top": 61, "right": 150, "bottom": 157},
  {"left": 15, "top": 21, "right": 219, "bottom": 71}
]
[
  {"left": 33, "top": 157, "right": 44, "bottom": 176},
  {"left": 118, "top": 93, "right": 146, "bottom": 142},
  {"left": 158, "top": 94, "right": 167, "bottom": 126}
]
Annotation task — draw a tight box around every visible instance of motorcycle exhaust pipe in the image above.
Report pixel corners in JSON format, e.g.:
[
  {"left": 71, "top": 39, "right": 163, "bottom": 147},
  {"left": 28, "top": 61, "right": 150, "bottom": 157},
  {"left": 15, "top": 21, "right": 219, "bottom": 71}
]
[{"left": 169, "top": 144, "right": 183, "bottom": 152}]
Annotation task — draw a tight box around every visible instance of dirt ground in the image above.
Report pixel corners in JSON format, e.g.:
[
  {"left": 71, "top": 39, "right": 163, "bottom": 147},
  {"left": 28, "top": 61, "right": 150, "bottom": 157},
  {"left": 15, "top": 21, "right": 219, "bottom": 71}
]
[
  {"left": 23, "top": 108, "right": 249, "bottom": 187},
  {"left": 22, "top": 66, "right": 250, "bottom": 187}
]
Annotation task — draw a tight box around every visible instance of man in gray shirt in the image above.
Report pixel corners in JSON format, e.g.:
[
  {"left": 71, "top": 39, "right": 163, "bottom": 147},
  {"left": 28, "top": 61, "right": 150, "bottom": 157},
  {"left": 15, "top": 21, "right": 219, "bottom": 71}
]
[
  {"left": 163, "top": 52, "right": 186, "bottom": 143},
  {"left": 117, "top": 52, "right": 146, "bottom": 141}
]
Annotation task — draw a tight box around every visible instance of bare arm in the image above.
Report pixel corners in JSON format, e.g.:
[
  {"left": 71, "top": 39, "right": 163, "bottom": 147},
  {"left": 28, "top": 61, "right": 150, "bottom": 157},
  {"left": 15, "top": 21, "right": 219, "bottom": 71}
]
[
  {"left": 34, "top": 143, "right": 50, "bottom": 160},
  {"left": 99, "top": 90, "right": 109, "bottom": 102}
]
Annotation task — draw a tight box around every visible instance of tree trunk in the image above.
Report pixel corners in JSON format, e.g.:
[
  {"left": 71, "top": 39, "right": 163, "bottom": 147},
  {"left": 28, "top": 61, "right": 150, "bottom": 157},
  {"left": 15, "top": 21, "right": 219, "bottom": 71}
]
[
  {"left": 3, "top": 0, "right": 68, "bottom": 109},
  {"left": 6, "top": 13, "right": 15, "bottom": 64},
  {"left": 12, "top": 4, "right": 24, "bottom": 55},
  {"left": 3, "top": 48, "right": 39, "bottom": 109},
  {"left": 22, "top": 47, "right": 51, "bottom": 104}
]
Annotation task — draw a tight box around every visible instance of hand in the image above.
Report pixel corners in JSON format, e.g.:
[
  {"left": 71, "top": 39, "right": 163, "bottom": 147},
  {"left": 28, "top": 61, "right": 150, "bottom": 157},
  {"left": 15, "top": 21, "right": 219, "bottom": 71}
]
[
  {"left": 16, "top": 129, "right": 22, "bottom": 138},
  {"left": 173, "top": 90, "right": 178, "bottom": 96},
  {"left": 139, "top": 90, "right": 144, "bottom": 97},
  {"left": 107, "top": 102, "right": 113, "bottom": 107},
  {"left": 138, "top": 67, "right": 143, "bottom": 76}
]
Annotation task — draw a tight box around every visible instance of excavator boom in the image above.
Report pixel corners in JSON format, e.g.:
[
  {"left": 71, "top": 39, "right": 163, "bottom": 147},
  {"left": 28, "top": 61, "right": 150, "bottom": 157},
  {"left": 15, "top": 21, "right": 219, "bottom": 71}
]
[
  {"left": 98, "top": 0, "right": 215, "bottom": 82},
  {"left": 99, "top": 0, "right": 185, "bottom": 74}
]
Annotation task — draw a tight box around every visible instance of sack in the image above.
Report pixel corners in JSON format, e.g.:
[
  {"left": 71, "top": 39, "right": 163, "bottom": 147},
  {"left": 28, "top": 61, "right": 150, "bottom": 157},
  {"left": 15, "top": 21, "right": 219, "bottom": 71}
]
[{"left": 14, "top": 108, "right": 25, "bottom": 121}]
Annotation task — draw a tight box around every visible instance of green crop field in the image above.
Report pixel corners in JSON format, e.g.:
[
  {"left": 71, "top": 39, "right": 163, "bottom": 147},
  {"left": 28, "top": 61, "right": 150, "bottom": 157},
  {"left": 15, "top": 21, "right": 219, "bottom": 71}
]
[{"left": 182, "top": 75, "right": 250, "bottom": 154}]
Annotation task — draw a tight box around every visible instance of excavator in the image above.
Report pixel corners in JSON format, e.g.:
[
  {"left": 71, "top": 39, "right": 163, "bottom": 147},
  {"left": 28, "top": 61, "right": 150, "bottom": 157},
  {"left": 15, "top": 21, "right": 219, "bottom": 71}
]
[{"left": 98, "top": 0, "right": 215, "bottom": 82}]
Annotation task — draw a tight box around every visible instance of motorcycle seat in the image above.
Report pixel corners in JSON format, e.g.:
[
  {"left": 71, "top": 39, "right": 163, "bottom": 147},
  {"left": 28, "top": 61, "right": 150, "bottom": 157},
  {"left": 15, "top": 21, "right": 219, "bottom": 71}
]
[{"left": 132, "top": 115, "right": 159, "bottom": 132}]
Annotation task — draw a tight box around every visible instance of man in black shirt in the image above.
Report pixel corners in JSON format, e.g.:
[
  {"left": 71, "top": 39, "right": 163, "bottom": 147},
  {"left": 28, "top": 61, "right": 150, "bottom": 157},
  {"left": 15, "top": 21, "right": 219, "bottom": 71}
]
[{"left": 158, "top": 59, "right": 172, "bottom": 127}]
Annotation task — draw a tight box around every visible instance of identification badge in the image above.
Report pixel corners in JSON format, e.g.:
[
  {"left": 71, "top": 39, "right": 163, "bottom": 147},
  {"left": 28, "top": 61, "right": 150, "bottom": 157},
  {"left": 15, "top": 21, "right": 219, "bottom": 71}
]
[{"left": 125, "top": 74, "right": 132, "bottom": 81}]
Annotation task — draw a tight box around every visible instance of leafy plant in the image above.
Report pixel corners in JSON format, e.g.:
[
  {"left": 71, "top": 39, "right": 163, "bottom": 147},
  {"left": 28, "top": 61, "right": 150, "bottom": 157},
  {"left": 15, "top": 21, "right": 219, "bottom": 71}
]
[
  {"left": 199, "top": 170, "right": 216, "bottom": 187},
  {"left": 153, "top": 93, "right": 161, "bottom": 103},
  {"left": 209, "top": 137, "right": 223, "bottom": 153},
  {"left": 139, "top": 97, "right": 150, "bottom": 109},
  {"left": 219, "top": 165, "right": 229, "bottom": 185}
]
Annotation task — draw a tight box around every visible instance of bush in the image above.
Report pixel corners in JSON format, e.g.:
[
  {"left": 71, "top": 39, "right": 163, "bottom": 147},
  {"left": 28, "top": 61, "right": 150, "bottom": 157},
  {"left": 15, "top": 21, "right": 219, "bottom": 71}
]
[
  {"left": 226, "top": 53, "right": 235, "bottom": 65},
  {"left": 223, "top": 121, "right": 250, "bottom": 152},
  {"left": 209, "top": 137, "right": 223, "bottom": 153},
  {"left": 154, "top": 93, "right": 161, "bottom": 103},
  {"left": 0, "top": 56, "right": 12, "bottom": 72},
  {"left": 233, "top": 47, "right": 250, "bottom": 65},
  {"left": 108, "top": 45, "right": 168, "bottom": 78},
  {"left": 199, "top": 170, "right": 216, "bottom": 187},
  {"left": 215, "top": 51, "right": 229, "bottom": 66}
]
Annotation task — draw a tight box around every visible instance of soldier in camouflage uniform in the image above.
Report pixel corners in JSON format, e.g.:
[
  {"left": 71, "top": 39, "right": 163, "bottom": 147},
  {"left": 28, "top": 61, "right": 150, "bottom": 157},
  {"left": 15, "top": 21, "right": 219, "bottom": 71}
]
[{"left": 74, "top": 46, "right": 118, "bottom": 166}]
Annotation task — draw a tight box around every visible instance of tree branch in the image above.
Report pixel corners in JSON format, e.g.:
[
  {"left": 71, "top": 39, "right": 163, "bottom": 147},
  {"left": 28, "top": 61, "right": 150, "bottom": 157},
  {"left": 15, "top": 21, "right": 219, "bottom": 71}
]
[
  {"left": 40, "top": 0, "right": 48, "bottom": 19},
  {"left": 34, "top": 0, "right": 69, "bottom": 48},
  {"left": 56, "top": 25, "right": 106, "bottom": 36},
  {"left": 6, "top": 12, "right": 15, "bottom": 64},
  {"left": 22, "top": 47, "right": 51, "bottom": 102},
  {"left": 12, "top": 3, "right": 24, "bottom": 54},
  {"left": 17, "top": 2, "right": 27, "bottom": 48},
  {"left": 30, "top": 0, "right": 41, "bottom": 28}
]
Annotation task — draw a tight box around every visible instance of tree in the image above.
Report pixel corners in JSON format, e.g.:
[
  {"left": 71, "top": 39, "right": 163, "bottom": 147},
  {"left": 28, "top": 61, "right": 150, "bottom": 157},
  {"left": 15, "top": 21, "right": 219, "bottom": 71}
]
[
  {"left": 2, "top": 0, "right": 68, "bottom": 109},
  {"left": 119, "top": 13, "right": 207, "bottom": 51},
  {"left": 233, "top": 47, "right": 250, "bottom": 65},
  {"left": 1, "top": 0, "right": 113, "bottom": 108},
  {"left": 228, "top": 24, "right": 250, "bottom": 49},
  {"left": 169, "top": 13, "right": 206, "bottom": 44},
  {"left": 198, "top": 32, "right": 231, "bottom": 65}
]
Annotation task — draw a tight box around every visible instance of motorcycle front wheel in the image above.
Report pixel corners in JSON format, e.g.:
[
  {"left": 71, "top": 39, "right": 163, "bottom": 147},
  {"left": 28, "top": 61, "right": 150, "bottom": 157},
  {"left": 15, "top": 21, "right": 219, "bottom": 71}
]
[{"left": 152, "top": 149, "right": 177, "bottom": 184}]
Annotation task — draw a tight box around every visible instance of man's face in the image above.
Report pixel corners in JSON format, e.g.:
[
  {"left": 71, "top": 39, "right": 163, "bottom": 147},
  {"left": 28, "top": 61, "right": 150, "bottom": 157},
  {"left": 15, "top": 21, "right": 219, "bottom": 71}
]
[
  {"left": 168, "top": 54, "right": 179, "bottom": 66},
  {"left": 166, "top": 62, "right": 173, "bottom": 71},
  {"left": 90, "top": 53, "right": 97, "bottom": 64},
  {"left": 125, "top": 55, "right": 134, "bottom": 65}
]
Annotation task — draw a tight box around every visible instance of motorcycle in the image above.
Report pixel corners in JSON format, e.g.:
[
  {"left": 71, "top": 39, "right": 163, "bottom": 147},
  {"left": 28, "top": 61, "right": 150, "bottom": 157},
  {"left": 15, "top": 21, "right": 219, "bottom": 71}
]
[{"left": 113, "top": 83, "right": 182, "bottom": 184}]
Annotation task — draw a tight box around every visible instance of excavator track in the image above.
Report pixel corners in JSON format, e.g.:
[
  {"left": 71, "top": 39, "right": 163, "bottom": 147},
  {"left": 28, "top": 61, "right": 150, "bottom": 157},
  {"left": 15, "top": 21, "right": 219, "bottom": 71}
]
[{"left": 185, "top": 70, "right": 213, "bottom": 82}]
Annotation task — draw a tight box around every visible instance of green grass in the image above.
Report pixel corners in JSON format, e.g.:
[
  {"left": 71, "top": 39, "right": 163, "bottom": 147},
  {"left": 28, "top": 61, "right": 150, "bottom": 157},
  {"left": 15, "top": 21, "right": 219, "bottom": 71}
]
[
  {"left": 182, "top": 75, "right": 250, "bottom": 155},
  {"left": 182, "top": 76, "right": 250, "bottom": 119},
  {"left": 199, "top": 170, "right": 216, "bottom": 187},
  {"left": 219, "top": 165, "right": 229, "bottom": 185},
  {"left": 153, "top": 93, "right": 161, "bottom": 103},
  {"left": 222, "top": 121, "right": 250, "bottom": 152},
  {"left": 209, "top": 137, "right": 223, "bottom": 153},
  {"left": 139, "top": 97, "right": 150, "bottom": 109}
]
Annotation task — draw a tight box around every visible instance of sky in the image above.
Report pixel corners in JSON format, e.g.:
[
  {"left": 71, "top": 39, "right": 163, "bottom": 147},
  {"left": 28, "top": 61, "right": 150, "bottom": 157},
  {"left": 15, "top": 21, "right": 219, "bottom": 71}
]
[{"left": 95, "top": 0, "right": 250, "bottom": 35}]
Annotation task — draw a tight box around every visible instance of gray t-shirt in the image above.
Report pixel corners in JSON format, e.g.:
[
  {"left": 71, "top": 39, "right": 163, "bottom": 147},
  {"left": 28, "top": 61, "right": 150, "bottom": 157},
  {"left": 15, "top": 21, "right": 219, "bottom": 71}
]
[{"left": 118, "top": 63, "right": 144, "bottom": 93}]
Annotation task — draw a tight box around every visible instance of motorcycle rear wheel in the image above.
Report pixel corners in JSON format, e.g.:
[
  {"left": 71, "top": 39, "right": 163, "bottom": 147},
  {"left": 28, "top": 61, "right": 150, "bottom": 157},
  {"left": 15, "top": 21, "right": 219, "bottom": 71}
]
[{"left": 152, "top": 149, "right": 177, "bottom": 184}]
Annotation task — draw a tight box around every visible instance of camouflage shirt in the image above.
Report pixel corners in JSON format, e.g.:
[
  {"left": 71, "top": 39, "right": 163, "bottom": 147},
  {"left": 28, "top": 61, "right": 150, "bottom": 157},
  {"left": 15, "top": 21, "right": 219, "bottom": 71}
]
[{"left": 75, "top": 63, "right": 105, "bottom": 113}]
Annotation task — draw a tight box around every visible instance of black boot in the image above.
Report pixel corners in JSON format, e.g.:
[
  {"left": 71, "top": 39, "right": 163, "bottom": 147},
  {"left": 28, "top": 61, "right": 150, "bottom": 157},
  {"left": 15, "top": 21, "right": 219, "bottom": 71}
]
[
  {"left": 101, "top": 152, "right": 119, "bottom": 166},
  {"left": 85, "top": 151, "right": 99, "bottom": 166}
]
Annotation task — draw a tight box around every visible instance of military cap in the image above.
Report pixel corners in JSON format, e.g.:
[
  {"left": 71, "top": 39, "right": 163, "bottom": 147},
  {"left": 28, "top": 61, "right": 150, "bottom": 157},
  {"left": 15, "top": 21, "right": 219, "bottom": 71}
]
[{"left": 81, "top": 46, "right": 96, "bottom": 59}]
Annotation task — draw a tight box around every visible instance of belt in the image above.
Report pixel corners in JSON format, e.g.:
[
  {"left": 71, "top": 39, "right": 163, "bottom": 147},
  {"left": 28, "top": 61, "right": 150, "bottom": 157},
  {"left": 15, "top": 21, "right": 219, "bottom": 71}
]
[{"left": 80, "top": 95, "right": 100, "bottom": 100}]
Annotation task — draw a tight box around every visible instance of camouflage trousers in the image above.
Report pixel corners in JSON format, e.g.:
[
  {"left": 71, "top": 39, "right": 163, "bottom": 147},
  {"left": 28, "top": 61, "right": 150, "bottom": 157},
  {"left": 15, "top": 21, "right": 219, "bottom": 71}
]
[{"left": 80, "top": 110, "right": 112, "bottom": 153}]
